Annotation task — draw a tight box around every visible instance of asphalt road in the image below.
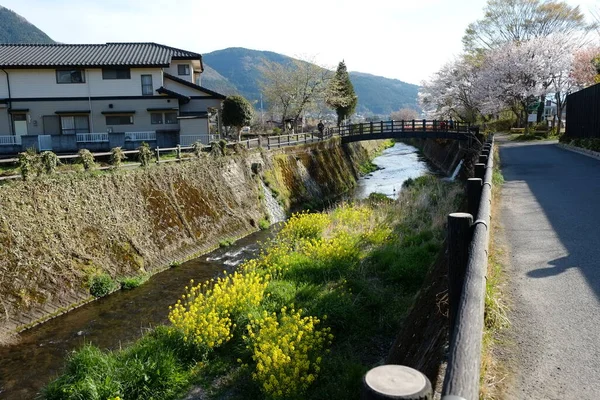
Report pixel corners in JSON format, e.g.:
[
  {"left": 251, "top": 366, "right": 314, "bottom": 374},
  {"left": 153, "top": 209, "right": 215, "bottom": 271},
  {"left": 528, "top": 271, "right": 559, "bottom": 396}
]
[{"left": 499, "top": 139, "right": 600, "bottom": 399}]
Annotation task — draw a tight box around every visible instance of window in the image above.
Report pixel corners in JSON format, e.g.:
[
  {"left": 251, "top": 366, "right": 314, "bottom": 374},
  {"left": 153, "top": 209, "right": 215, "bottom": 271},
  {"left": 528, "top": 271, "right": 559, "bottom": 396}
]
[
  {"left": 141, "top": 75, "right": 153, "bottom": 95},
  {"left": 61, "top": 115, "right": 89, "bottom": 135},
  {"left": 102, "top": 68, "right": 131, "bottom": 79},
  {"left": 56, "top": 69, "right": 85, "bottom": 83},
  {"left": 151, "top": 113, "right": 163, "bottom": 124},
  {"left": 106, "top": 115, "right": 134, "bottom": 125},
  {"left": 165, "top": 112, "right": 178, "bottom": 124},
  {"left": 178, "top": 64, "right": 190, "bottom": 75},
  {"left": 151, "top": 112, "right": 178, "bottom": 124}
]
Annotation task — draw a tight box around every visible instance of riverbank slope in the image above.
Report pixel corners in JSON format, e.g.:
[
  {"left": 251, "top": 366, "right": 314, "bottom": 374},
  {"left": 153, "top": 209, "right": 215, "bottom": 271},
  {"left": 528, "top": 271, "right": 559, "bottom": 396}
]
[{"left": 0, "top": 139, "right": 385, "bottom": 342}]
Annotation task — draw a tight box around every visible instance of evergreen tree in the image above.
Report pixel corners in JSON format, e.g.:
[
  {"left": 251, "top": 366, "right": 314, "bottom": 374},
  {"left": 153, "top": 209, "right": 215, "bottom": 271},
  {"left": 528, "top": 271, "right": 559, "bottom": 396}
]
[
  {"left": 326, "top": 61, "right": 358, "bottom": 126},
  {"left": 222, "top": 95, "right": 254, "bottom": 141}
]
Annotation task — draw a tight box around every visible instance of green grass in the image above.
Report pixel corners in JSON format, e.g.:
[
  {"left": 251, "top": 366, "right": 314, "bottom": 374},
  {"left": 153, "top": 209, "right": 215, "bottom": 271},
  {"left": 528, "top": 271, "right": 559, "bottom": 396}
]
[
  {"left": 120, "top": 275, "right": 148, "bottom": 290},
  {"left": 358, "top": 160, "right": 378, "bottom": 175},
  {"left": 44, "top": 176, "right": 463, "bottom": 400},
  {"left": 219, "top": 238, "right": 236, "bottom": 247}
]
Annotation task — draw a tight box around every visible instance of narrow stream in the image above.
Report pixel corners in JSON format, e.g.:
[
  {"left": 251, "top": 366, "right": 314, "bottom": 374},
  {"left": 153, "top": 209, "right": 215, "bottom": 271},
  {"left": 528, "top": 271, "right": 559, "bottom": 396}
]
[{"left": 0, "top": 142, "right": 430, "bottom": 399}]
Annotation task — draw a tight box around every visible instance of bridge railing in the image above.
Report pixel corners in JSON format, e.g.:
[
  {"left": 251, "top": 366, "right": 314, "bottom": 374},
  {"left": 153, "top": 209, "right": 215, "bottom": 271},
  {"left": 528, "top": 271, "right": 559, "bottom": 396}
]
[
  {"left": 361, "top": 136, "right": 494, "bottom": 400},
  {"left": 328, "top": 119, "right": 473, "bottom": 137}
]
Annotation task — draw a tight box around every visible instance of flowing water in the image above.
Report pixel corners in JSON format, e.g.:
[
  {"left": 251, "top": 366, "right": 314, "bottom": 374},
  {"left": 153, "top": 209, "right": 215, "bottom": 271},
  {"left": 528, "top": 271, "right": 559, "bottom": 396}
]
[
  {"left": 354, "top": 142, "right": 431, "bottom": 200},
  {"left": 0, "top": 142, "right": 430, "bottom": 399}
]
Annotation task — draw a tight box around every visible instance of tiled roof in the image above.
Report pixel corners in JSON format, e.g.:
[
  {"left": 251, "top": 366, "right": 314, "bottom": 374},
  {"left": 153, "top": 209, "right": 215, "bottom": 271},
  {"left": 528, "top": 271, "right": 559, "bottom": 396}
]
[
  {"left": 0, "top": 42, "right": 202, "bottom": 68},
  {"left": 164, "top": 73, "right": 226, "bottom": 99}
]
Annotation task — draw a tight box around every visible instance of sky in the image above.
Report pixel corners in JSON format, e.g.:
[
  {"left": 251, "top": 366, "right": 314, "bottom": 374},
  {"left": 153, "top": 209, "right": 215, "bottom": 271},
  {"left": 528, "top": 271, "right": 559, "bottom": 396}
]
[{"left": 2, "top": 0, "right": 598, "bottom": 85}]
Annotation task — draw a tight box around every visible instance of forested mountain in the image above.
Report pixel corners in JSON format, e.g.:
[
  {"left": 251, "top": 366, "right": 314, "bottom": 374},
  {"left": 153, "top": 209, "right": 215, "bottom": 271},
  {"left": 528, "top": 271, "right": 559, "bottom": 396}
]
[
  {"left": 202, "top": 48, "right": 419, "bottom": 117},
  {"left": 0, "top": 6, "right": 54, "bottom": 44}
]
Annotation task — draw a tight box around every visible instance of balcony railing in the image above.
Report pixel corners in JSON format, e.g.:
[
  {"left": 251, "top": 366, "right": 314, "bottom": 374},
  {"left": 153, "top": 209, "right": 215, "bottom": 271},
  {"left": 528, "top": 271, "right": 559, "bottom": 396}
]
[
  {"left": 125, "top": 131, "right": 156, "bottom": 142},
  {"left": 76, "top": 133, "right": 109, "bottom": 143},
  {"left": 0, "top": 136, "right": 22, "bottom": 145}
]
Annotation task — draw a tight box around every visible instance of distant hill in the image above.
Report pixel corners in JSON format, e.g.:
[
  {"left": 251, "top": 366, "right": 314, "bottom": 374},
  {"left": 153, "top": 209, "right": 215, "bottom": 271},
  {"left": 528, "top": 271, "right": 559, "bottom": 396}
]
[
  {"left": 0, "top": 6, "right": 54, "bottom": 44},
  {"left": 202, "top": 48, "right": 419, "bottom": 117}
]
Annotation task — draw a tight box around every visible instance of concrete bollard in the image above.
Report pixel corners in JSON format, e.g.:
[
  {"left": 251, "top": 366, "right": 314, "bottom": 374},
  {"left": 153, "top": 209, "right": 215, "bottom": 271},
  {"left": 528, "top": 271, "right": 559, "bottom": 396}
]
[
  {"left": 467, "top": 178, "right": 483, "bottom": 218},
  {"left": 362, "top": 365, "right": 433, "bottom": 400},
  {"left": 474, "top": 163, "right": 485, "bottom": 180}
]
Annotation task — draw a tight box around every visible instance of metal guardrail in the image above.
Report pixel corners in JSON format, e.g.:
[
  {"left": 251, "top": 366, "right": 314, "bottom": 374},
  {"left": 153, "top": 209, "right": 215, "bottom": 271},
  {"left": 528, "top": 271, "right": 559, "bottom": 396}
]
[{"left": 362, "top": 136, "right": 494, "bottom": 400}]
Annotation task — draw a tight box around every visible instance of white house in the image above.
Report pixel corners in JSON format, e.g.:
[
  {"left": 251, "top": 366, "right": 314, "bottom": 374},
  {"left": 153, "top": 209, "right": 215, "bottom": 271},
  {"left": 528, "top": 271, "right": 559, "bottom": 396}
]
[{"left": 0, "top": 42, "right": 226, "bottom": 153}]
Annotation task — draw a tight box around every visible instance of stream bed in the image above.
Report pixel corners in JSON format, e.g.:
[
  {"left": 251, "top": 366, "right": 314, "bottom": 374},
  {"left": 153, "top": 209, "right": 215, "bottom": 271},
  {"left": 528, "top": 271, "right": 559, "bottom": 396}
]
[{"left": 0, "top": 142, "right": 431, "bottom": 399}]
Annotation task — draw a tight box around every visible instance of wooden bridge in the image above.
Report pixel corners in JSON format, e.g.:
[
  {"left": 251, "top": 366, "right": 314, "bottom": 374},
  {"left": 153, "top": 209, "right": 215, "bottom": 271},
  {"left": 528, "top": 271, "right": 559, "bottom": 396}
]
[{"left": 327, "top": 120, "right": 477, "bottom": 144}]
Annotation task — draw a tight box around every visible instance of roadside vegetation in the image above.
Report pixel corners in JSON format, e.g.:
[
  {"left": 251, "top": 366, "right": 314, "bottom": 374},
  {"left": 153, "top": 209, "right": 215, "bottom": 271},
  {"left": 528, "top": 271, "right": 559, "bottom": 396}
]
[
  {"left": 43, "top": 175, "right": 462, "bottom": 400},
  {"left": 559, "top": 137, "right": 600, "bottom": 152},
  {"left": 480, "top": 146, "right": 510, "bottom": 399}
]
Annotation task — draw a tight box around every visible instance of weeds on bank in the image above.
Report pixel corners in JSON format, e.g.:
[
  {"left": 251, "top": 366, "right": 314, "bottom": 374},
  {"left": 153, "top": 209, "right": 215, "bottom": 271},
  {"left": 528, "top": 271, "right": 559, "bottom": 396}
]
[
  {"left": 480, "top": 146, "right": 510, "bottom": 399},
  {"left": 44, "top": 175, "right": 462, "bottom": 400}
]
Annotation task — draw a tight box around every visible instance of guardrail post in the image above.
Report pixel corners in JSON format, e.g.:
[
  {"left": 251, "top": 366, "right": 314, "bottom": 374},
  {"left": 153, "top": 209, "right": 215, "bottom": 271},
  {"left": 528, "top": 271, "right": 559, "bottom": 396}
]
[
  {"left": 474, "top": 163, "right": 485, "bottom": 180},
  {"left": 370, "top": 121, "right": 374, "bottom": 134},
  {"left": 422, "top": 119, "right": 427, "bottom": 132},
  {"left": 362, "top": 365, "right": 433, "bottom": 400},
  {"left": 467, "top": 178, "right": 483, "bottom": 218},
  {"left": 176, "top": 144, "right": 181, "bottom": 161},
  {"left": 380, "top": 121, "right": 384, "bottom": 133},
  {"left": 278, "top": 136, "right": 281, "bottom": 148},
  {"left": 478, "top": 154, "right": 488, "bottom": 164},
  {"left": 155, "top": 146, "right": 160, "bottom": 163},
  {"left": 391, "top": 120, "right": 394, "bottom": 133},
  {"left": 448, "top": 213, "right": 473, "bottom": 340},
  {"left": 267, "top": 136, "right": 271, "bottom": 150}
]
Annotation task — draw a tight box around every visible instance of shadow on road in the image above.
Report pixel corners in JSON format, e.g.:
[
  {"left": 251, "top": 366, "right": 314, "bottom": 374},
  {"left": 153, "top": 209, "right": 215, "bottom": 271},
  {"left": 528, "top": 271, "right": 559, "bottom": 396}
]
[
  {"left": 526, "top": 256, "right": 577, "bottom": 278},
  {"left": 500, "top": 140, "right": 600, "bottom": 300}
]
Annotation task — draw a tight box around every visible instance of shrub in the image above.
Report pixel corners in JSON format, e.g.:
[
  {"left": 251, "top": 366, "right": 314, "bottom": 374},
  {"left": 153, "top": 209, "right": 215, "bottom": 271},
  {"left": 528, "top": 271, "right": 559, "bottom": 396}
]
[
  {"left": 245, "top": 307, "right": 332, "bottom": 399},
  {"left": 78, "top": 149, "right": 95, "bottom": 171},
  {"left": 17, "top": 148, "right": 41, "bottom": 180},
  {"left": 110, "top": 147, "right": 127, "bottom": 168},
  {"left": 279, "top": 211, "right": 330, "bottom": 241},
  {"left": 259, "top": 218, "right": 270, "bottom": 230},
  {"left": 40, "top": 151, "right": 60, "bottom": 174},
  {"left": 272, "top": 127, "right": 282, "bottom": 135},
  {"left": 170, "top": 261, "right": 182, "bottom": 268},
  {"left": 192, "top": 141, "right": 204, "bottom": 157},
  {"left": 169, "top": 271, "right": 267, "bottom": 352},
  {"left": 137, "top": 142, "right": 153, "bottom": 167},
  {"left": 90, "top": 273, "right": 116, "bottom": 297}
]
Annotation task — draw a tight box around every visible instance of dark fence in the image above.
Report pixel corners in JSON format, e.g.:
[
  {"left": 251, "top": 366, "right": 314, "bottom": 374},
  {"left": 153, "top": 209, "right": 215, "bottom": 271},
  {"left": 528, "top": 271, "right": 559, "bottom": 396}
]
[
  {"left": 565, "top": 82, "right": 600, "bottom": 139},
  {"left": 362, "top": 137, "right": 494, "bottom": 400}
]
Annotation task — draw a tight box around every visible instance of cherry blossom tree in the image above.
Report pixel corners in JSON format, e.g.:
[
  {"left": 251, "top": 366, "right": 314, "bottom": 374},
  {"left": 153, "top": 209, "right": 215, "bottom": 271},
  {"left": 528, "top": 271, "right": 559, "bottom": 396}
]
[
  {"left": 418, "top": 57, "right": 481, "bottom": 122},
  {"left": 571, "top": 46, "right": 600, "bottom": 89}
]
